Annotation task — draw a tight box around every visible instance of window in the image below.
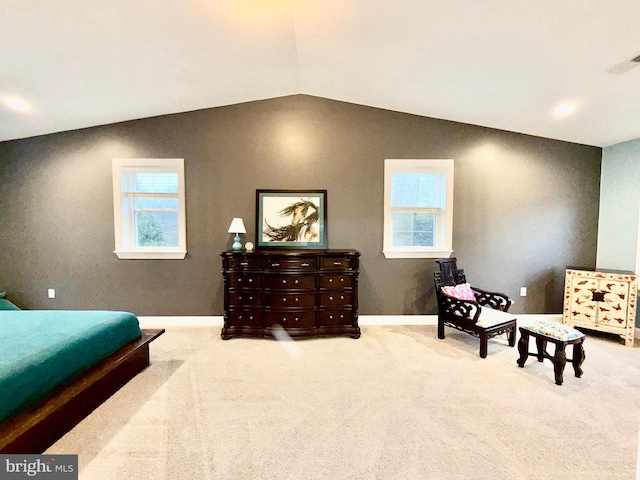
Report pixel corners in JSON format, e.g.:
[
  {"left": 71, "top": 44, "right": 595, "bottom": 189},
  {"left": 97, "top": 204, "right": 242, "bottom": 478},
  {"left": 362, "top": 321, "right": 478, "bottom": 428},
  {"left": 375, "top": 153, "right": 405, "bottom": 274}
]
[
  {"left": 383, "top": 159, "right": 454, "bottom": 259},
  {"left": 112, "top": 158, "right": 186, "bottom": 259}
]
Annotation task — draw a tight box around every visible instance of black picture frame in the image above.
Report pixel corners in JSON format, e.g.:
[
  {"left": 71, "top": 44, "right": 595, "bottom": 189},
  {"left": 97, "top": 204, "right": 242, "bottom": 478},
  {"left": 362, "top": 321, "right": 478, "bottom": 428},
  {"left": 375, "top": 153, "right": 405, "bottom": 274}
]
[{"left": 256, "top": 189, "right": 327, "bottom": 249}]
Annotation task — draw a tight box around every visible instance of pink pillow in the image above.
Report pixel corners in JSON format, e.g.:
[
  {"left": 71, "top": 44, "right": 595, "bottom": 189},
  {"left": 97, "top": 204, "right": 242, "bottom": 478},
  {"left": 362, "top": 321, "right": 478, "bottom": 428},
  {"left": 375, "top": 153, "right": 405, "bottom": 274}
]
[{"left": 442, "top": 283, "right": 476, "bottom": 302}]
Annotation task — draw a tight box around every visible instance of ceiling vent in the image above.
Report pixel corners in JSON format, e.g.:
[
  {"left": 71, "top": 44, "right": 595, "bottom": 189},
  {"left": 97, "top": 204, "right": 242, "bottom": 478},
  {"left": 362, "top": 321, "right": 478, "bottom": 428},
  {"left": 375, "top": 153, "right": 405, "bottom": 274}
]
[{"left": 607, "top": 53, "right": 640, "bottom": 74}]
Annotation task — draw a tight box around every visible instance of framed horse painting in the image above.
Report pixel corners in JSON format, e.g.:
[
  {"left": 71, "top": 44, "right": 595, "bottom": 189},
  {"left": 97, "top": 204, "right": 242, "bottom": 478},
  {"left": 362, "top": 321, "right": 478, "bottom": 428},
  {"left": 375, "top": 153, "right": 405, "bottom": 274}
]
[{"left": 256, "top": 189, "right": 328, "bottom": 249}]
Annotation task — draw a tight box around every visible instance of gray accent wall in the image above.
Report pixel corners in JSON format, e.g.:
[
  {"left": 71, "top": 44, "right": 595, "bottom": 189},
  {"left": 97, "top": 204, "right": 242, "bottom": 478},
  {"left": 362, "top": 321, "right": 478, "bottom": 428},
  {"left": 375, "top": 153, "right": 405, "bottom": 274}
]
[{"left": 0, "top": 95, "right": 601, "bottom": 316}]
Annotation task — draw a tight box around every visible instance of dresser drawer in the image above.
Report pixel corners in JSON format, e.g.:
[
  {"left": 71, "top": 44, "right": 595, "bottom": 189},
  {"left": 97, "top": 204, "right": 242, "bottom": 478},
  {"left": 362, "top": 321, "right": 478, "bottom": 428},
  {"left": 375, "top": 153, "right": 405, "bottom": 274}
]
[
  {"left": 319, "top": 310, "right": 354, "bottom": 326},
  {"left": 320, "top": 256, "right": 353, "bottom": 270},
  {"left": 228, "top": 257, "right": 262, "bottom": 270},
  {"left": 595, "top": 316, "right": 627, "bottom": 330},
  {"left": 319, "top": 274, "right": 354, "bottom": 289},
  {"left": 266, "top": 311, "right": 316, "bottom": 328},
  {"left": 320, "top": 292, "right": 353, "bottom": 308},
  {"left": 228, "top": 291, "right": 262, "bottom": 307},
  {"left": 227, "top": 310, "right": 263, "bottom": 328},
  {"left": 221, "top": 249, "right": 360, "bottom": 340},
  {"left": 266, "top": 257, "right": 316, "bottom": 270},
  {"left": 227, "top": 274, "right": 262, "bottom": 288},
  {"left": 266, "top": 293, "right": 316, "bottom": 308},
  {"left": 266, "top": 274, "right": 315, "bottom": 290}
]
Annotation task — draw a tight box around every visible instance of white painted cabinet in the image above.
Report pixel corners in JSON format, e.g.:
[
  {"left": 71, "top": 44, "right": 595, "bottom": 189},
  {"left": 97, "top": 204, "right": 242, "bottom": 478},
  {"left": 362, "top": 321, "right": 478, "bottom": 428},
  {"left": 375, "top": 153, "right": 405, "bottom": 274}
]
[{"left": 562, "top": 268, "right": 637, "bottom": 347}]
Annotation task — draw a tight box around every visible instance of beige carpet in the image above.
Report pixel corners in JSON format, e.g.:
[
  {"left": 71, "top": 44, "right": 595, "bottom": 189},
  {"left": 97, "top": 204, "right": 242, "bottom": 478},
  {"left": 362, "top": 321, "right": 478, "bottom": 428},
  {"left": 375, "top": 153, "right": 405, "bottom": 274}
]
[{"left": 47, "top": 325, "right": 640, "bottom": 479}]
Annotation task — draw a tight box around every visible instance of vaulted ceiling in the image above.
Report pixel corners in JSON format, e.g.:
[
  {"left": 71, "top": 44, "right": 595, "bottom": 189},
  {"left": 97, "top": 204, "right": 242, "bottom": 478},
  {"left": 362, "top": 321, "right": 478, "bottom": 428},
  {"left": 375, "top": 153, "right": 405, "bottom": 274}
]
[{"left": 1, "top": 0, "right": 639, "bottom": 147}]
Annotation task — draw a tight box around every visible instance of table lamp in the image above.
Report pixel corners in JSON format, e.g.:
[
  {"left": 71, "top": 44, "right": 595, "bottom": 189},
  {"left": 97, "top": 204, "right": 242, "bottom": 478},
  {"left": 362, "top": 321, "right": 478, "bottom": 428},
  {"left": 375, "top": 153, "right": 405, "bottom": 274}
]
[{"left": 228, "top": 218, "right": 247, "bottom": 251}]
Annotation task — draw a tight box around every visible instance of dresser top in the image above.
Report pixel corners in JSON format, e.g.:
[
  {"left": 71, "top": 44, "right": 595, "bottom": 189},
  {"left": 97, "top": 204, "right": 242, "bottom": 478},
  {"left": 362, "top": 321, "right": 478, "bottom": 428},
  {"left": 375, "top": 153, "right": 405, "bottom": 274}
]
[
  {"left": 566, "top": 266, "right": 635, "bottom": 275},
  {"left": 221, "top": 249, "right": 360, "bottom": 256}
]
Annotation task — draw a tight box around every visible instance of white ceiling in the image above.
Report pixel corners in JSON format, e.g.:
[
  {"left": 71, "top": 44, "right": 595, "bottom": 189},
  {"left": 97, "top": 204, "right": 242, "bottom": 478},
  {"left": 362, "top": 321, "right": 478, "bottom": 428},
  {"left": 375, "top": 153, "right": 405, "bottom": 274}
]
[{"left": 1, "top": 0, "right": 639, "bottom": 147}]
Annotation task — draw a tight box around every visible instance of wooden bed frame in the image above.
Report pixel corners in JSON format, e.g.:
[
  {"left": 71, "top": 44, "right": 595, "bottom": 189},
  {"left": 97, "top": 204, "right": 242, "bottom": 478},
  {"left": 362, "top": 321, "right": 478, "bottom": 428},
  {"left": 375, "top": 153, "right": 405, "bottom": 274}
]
[{"left": 0, "top": 328, "right": 164, "bottom": 453}]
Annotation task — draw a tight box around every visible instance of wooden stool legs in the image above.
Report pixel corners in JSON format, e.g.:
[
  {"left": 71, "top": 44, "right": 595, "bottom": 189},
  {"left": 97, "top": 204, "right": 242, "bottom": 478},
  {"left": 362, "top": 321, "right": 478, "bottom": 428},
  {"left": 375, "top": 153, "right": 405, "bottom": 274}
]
[
  {"left": 535, "top": 337, "right": 546, "bottom": 362},
  {"left": 516, "top": 332, "right": 529, "bottom": 368},
  {"left": 572, "top": 341, "right": 585, "bottom": 378},
  {"left": 516, "top": 328, "right": 585, "bottom": 386},
  {"left": 552, "top": 344, "right": 567, "bottom": 386}
]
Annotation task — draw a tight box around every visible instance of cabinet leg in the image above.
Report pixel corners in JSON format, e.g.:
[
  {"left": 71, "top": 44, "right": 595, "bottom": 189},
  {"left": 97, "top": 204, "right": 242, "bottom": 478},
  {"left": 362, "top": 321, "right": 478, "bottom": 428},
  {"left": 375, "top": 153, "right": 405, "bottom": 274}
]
[{"left": 624, "top": 333, "right": 634, "bottom": 347}]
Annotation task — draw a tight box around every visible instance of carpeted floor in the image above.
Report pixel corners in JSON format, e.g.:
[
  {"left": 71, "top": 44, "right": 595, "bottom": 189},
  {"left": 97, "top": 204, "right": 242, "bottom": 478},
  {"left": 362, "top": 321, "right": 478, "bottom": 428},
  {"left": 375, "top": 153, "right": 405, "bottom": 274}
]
[{"left": 47, "top": 325, "right": 640, "bottom": 479}]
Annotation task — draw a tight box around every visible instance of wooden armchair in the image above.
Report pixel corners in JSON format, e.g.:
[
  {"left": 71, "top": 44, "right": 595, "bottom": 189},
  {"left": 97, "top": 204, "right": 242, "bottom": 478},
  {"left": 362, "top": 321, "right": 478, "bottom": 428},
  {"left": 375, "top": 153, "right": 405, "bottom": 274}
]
[{"left": 434, "top": 258, "right": 516, "bottom": 358}]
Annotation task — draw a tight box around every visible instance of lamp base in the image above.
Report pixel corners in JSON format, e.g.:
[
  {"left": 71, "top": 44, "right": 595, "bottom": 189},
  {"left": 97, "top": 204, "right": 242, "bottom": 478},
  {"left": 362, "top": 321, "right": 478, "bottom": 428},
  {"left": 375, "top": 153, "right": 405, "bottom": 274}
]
[{"left": 232, "top": 234, "right": 242, "bottom": 251}]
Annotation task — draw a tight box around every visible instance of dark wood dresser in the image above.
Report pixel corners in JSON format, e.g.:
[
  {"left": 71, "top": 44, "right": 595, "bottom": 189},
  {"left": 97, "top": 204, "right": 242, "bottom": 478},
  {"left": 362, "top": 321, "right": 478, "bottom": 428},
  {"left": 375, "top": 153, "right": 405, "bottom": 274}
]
[{"left": 220, "top": 249, "right": 361, "bottom": 340}]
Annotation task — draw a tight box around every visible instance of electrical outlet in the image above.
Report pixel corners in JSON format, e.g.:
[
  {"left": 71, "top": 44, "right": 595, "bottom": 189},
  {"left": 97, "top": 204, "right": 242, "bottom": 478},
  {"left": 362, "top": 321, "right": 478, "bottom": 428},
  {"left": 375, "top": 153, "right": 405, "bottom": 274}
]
[
  {"left": 48, "top": 288, "right": 56, "bottom": 299},
  {"left": 520, "top": 287, "right": 527, "bottom": 297}
]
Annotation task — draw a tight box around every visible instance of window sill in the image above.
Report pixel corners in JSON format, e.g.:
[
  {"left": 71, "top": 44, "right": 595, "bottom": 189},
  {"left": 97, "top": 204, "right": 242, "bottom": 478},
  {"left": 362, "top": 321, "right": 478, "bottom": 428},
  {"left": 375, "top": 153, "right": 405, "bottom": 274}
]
[
  {"left": 114, "top": 250, "right": 187, "bottom": 260},
  {"left": 383, "top": 249, "right": 453, "bottom": 259}
]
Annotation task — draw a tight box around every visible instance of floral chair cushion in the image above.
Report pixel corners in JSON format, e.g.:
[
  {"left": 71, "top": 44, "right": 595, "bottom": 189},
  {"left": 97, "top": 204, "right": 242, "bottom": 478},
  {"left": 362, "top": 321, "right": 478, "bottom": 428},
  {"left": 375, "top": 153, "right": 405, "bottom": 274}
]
[{"left": 521, "top": 319, "right": 584, "bottom": 341}]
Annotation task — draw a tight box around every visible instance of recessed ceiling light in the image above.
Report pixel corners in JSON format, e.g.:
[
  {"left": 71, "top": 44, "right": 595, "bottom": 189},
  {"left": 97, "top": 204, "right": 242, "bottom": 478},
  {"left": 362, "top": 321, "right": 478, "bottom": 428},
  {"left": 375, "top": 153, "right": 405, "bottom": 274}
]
[
  {"left": 2, "top": 96, "right": 32, "bottom": 112},
  {"left": 553, "top": 104, "right": 575, "bottom": 117}
]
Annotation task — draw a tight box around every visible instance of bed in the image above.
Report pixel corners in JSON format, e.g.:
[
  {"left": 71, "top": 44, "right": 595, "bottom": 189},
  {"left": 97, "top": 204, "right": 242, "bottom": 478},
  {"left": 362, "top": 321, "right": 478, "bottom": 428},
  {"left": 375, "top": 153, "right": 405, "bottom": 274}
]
[{"left": 0, "top": 309, "right": 164, "bottom": 453}]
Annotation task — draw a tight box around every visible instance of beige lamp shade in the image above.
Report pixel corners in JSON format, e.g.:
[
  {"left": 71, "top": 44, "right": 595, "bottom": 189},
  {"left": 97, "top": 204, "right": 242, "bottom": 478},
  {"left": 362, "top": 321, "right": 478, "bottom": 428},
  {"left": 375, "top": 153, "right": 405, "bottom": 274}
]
[{"left": 228, "top": 217, "right": 247, "bottom": 234}]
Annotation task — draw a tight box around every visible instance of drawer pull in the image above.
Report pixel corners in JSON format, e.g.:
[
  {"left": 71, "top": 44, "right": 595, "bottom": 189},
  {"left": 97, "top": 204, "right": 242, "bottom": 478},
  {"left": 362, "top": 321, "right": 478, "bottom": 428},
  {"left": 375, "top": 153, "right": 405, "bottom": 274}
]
[
  {"left": 329, "top": 279, "right": 333, "bottom": 283},
  {"left": 248, "top": 278, "right": 253, "bottom": 283},
  {"left": 295, "top": 297, "right": 299, "bottom": 302},
  {"left": 341, "top": 278, "right": 344, "bottom": 282},
  {"left": 272, "top": 262, "right": 280, "bottom": 267},
  {"left": 294, "top": 317, "right": 299, "bottom": 322},
  {"left": 294, "top": 279, "right": 299, "bottom": 284},
  {"left": 340, "top": 295, "right": 344, "bottom": 300},
  {"left": 238, "top": 278, "right": 242, "bottom": 283},
  {"left": 282, "top": 280, "right": 287, "bottom": 284},
  {"left": 283, "top": 298, "right": 287, "bottom": 302},
  {"left": 240, "top": 262, "right": 248, "bottom": 266},
  {"left": 329, "top": 296, "right": 333, "bottom": 300},
  {"left": 329, "top": 315, "right": 333, "bottom": 319},
  {"left": 301, "top": 263, "right": 310, "bottom": 267},
  {"left": 333, "top": 261, "right": 342, "bottom": 265}
]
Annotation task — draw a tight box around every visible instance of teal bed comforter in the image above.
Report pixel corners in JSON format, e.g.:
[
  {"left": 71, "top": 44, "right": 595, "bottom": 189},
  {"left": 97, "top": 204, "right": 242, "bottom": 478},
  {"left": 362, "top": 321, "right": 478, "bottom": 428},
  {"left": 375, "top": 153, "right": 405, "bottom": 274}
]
[{"left": 0, "top": 310, "right": 142, "bottom": 424}]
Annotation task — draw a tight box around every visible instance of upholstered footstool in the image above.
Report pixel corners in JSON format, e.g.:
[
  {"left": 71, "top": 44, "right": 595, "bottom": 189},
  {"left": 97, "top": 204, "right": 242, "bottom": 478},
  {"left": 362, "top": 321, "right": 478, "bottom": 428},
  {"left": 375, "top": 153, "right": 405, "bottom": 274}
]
[{"left": 516, "top": 320, "right": 585, "bottom": 385}]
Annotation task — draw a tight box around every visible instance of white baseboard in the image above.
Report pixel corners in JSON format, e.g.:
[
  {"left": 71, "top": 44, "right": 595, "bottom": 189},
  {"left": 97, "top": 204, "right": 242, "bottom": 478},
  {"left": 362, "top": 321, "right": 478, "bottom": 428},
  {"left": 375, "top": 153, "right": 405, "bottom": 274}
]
[
  {"left": 137, "top": 313, "right": 566, "bottom": 329},
  {"left": 138, "top": 316, "right": 223, "bottom": 328},
  {"left": 358, "top": 315, "right": 436, "bottom": 325}
]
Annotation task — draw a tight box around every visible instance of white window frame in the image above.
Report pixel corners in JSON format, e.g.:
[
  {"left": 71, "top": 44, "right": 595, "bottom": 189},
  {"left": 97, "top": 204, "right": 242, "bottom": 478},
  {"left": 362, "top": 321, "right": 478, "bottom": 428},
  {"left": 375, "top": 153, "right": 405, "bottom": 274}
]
[
  {"left": 112, "top": 158, "right": 187, "bottom": 259},
  {"left": 383, "top": 159, "right": 454, "bottom": 259}
]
